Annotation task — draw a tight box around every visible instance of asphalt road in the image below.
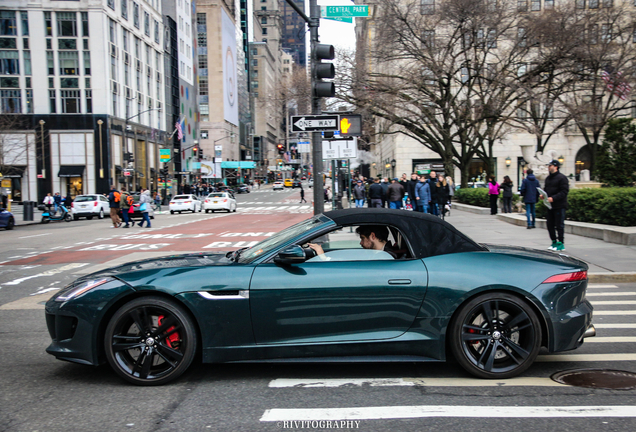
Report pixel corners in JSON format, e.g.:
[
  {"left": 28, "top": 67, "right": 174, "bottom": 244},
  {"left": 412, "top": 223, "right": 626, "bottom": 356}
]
[{"left": 0, "top": 188, "right": 635, "bottom": 432}]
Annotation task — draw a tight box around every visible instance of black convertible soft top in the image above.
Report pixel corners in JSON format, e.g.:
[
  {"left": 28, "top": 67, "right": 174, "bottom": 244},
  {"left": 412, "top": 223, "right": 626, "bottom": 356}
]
[{"left": 324, "top": 208, "right": 485, "bottom": 259}]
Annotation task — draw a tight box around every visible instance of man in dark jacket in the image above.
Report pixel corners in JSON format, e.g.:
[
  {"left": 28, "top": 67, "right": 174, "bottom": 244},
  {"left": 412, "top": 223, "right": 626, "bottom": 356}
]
[
  {"left": 380, "top": 178, "right": 389, "bottom": 208},
  {"left": 542, "top": 160, "right": 569, "bottom": 251},
  {"left": 387, "top": 178, "right": 405, "bottom": 209},
  {"left": 406, "top": 173, "right": 419, "bottom": 208},
  {"left": 107, "top": 186, "right": 121, "bottom": 228},
  {"left": 353, "top": 181, "right": 366, "bottom": 208},
  {"left": 368, "top": 178, "right": 384, "bottom": 208},
  {"left": 520, "top": 169, "right": 540, "bottom": 229},
  {"left": 427, "top": 171, "right": 438, "bottom": 215}
]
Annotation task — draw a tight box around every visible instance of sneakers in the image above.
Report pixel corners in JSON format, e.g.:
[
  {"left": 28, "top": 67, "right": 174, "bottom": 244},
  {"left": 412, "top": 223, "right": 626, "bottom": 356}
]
[
  {"left": 548, "top": 241, "right": 557, "bottom": 250},
  {"left": 555, "top": 241, "right": 565, "bottom": 251}
]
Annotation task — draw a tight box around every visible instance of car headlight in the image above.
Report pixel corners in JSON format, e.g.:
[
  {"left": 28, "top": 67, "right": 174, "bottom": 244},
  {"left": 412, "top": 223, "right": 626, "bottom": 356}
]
[{"left": 56, "top": 277, "right": 113, "bottom": 302}]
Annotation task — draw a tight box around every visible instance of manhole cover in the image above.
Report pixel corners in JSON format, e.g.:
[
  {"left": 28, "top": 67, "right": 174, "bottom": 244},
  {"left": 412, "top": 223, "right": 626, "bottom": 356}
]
[{"left": 551, "top": 369, "right": 636, "bottom": 390}]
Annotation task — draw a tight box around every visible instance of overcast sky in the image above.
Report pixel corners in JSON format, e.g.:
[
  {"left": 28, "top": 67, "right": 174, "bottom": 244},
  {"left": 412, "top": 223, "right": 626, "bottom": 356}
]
[{"left": 316, "top": 0, "right": 357, "bottom": 52}]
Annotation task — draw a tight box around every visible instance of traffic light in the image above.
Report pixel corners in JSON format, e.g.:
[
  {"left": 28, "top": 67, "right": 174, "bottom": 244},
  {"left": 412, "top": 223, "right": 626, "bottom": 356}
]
[
  {"left": 160, "top": 167, "right": 169, "bottom": 177},
  {"left": 192, "top": 146, "right": 198, "bottom": 158},
  {"left": 124, "top": 152, "right": 133, "bottom": 162},
  {"left": 277, "top": 143, "right": 285, "bottom": 154},
  {"left": 313, "top": 44, "right": 335, "bottom": 98},
  {"left": 198, "top": 147, "right": 203, "bottom": 159},
  {"left": 339, "top": 114, "right": 362, "bottom": 137}
]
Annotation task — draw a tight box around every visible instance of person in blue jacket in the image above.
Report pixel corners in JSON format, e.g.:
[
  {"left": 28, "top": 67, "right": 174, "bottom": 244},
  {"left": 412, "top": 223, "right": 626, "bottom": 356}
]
[
  {"left": 414, "top": 175, "right": 431, "bottom": 213},
  {"left": 520, "top": 168, "right": 540, "bottom": 229}
]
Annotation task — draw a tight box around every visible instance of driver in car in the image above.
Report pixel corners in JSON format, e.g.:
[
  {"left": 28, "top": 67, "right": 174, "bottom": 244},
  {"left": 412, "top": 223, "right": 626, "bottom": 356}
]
[{"left": 307, "top": 225, "right": 398, "bottom": 259}]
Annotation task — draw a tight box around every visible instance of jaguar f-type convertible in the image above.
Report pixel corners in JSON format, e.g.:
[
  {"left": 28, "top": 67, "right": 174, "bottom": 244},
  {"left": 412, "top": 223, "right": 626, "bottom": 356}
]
[{"left": 45, "top": 209, "right": 594, "bottom": 385}]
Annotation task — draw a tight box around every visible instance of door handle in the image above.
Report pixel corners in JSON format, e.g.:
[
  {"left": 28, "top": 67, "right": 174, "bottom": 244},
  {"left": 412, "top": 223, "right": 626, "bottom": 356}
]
[{"left": 388, "top": 279, "right": 411, "bottom": 285}]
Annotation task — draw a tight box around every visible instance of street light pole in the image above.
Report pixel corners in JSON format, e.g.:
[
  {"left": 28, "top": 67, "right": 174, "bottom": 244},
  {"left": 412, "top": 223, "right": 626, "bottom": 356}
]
[
  {"left": 309, "top": 0, "right": 324, "bottom": 215},
  {"left": 97, "top": 119, "right": 104, "bottom": 178},
  {"left": 38, "top": 120, "right": 46, "bottom": 179}
]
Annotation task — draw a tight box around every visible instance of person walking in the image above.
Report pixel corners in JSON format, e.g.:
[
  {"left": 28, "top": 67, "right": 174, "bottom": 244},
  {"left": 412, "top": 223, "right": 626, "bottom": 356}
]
[
  {"left": 299, "top": 185, "right": 307, "bottom": 203},
  {"left": 427, "top": 171, "right": 439, "bottom": 215},
  {"left": 120, "top": 186, "right": 132, "bottom": 228},
  {"left": 487, "top": 176, "right": 500, "bottom": 215},
  {"left": 380, "top": 178, "right": 389, "bottom": 208},
  {"left": 542, "top": 160, "right": 569, "bottom": 251},
  {"left": 107, "top": 186, "right": 122, "bottom": 228},
  {"left": 501, "top": 176, "right": 514, "bottom": 213},
  {"left": 137, "top": 189, "right": 152, "bottom": 228},
  {"left": 353, "top": 180, "right": 366, "bottom": 208},
  {"left": 153, "top": 192, "right": 162, "bottom": 211},
  {"left": 368, "top": 178, "right": 384, "bottom": 208},
  {"left": 387, "top": 178, "right": 405, "bottom": 209},
  {"left": 414, "top": 175, "right": 431, "bottom": 213},
  {"left": 520, "top": 168, "right": 540, "bottom": 229},
  {"left": 446, "top": 177, "right": 455, "bottom": 204},
  {"left": 436, "top": 176, "right": 450, "bottom": 218},
  {"left": 406, "top": 173, "right": 419, "bottom": 210}
]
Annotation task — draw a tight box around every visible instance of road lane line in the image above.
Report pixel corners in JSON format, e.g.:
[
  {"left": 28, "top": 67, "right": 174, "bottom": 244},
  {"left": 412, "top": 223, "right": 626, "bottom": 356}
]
[
  {"left": 268, "top": 377, "right": 565, "bottom": 388},
  {"left": 260, "top": 405, "right": 636, "bottom": 421},
  {"left": 18, "top": 233, "right": 51, "bottom": 239},
  {"left": 583, "top": 337, "right": 636, "bottom": 343},
  {"left": 586, "top": 292, "right": 636, "bottom": 296},
  {"left": 537, "top": 353, "right": 636, "bottom": 362},
  {"left": 594, "top": 311, "right": 636, "bottom": 315},
  {"left": 590, "top": 300, "right": 636, "bottom": 305},
  {"left": 587, "top": 284, "right": 619, "bottom": 289},
  {"left": 595, "top": 324, "right": 636, "bottom": 328}
]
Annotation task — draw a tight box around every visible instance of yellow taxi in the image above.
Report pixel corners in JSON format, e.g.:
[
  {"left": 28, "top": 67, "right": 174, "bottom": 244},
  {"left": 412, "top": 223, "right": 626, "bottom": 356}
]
[{"left": 284, "top": 178, "right": 293, "bottom": 187}]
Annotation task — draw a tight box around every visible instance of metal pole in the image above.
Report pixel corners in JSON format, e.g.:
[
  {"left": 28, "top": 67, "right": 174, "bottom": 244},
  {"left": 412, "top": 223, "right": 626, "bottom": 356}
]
[
  {"left": 97, "top": 119, "right": 104, "bottom": 178},
  {"left": 309, "top": 0, "right": 324, "bottom": 215}
]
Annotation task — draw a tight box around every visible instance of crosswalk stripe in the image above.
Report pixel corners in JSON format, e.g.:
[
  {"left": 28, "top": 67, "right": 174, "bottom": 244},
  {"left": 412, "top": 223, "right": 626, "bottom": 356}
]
[
  {"left": 586, "top": 292, "right": 636, "bottom": 296},
  {"left": 584, "top": 337, "right": 636, "bottom": 343},
  {"left": 595, "top": 324, "right": 636, "bottom": 328},
  {"left": 268, "top": 377, "right": 564, "bottom": 388},
  {"left": 260, "top": 405, "right": 636, "bottom": 421},
  {"left": 588, "top": 284, "right": 619, "bottom": 289},
  {"left": 590, "top": 300, "right": 636, "bottom": 305},
  {"left": 536, "top": 353, "right": 636, "bottom": 362},
  {"left": 594, "top": 310, "right": 636, "bottom": 315}
]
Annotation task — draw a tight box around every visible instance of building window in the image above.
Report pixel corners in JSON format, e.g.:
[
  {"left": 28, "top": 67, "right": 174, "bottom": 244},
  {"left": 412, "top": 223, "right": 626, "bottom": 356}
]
[
  {"left": 530, "top": 0, "right": 541, "bottom": 11},
  {"left": 144, "top": 12, "right": 150, "bottom": 36},
  {"left": 21, "top": 11, "right": 28, "bottom": 36},
  {"left": 59, "top": 51, "right": 79, "bottom": 75},
  {"left": 44, "top": 12, "right": 52, "bottom": 36},
  {"left": 85, "top": 77, "right": 90, "bottom": 88},
  {"left": 112, "top": 92, "right": 118, "bottom": 117},
  {"left": 109, "top": 19, "right": 116, "bottom": 43},
  {"left": 487, "top": 28, "right": 497, "bottom": 48},
  {"left": 421, "top": 0, "right": 435, "bottom": 15},
  {"left": 58, "top": 39, "right": 77, "bottom": 50},
  {"left": 47, "top": 51, "right": 54, "bottom": 74},
  {"left": 60, "top": 78, "right": 79, "bottom": 88},
  {"left": 49, "top": 89, "right": 56, "bottom": 113},
  {"left": 134, "top": 37, "right": 140, "bottom": 58},
  {"left": 26, "top": 89, "right": 32, "bottom": 113},
  {"left": 262, "top": 27, "right": 267, "bottom": 35},
  {"left": 124, "top": 62, "right": 130, "bottom": 86},
  {"left": 57, "top": 12, "right": 77, "bottom": 37},
  {"left": 422, "top": 30, "right": 435, "bottom": 47},
  {"left": 261, "top": 17, "right": 267, "bottom": 25},
  {"left": 518, "top": 27, "right": 527, "bottom": 47},
  {"left": 122, "top": 0, "right": 128, "bottom": 19},
  {"left": 0, "top": 51, "right": 19, "bottom": 74},
  {"left": 545, "top": 0, "right": 555, "bottom": 9},
  {"left": 0, "top": 89, "right": 21, "bottom": 113},
  {"left": 111, "top": 56, "right": 117, "bottom": 80},
  {"left": 200, "top": 104, "right": 209, "bottom": 121},
  {"left": 252, "top": 59, "right": 258, "bottom": 66},
  {"left": 589, "top": 0, "right": 599, "bottom": 8},
  {"left": 154, "top": 20, "right": 160, "bottom": 43},
  {"left": 199, "top": 76, "right": 208, "bottom": 95},
  {"left": 603, "top": 0, "right": 613, "bottom": 7},
  {"left": 83, "top": 51, "right": 91, "bottom": 75},
  {"left": 23, "top": 50, "right": 31, "bottom": 75},
  {"left": 0, "top": 77, "right": 18, "bottom": 88},
  {"left": 133, "top": 3, "right": 140, "bottom": 29},
  {"left": 60, "top": 91, "right": 80, "bottom": 114},
  {"left": 576, "top": 0, "right": 586, "bottom": 9},
  {"left": 0, "top": 11, "right": 17, "bottom": 36},
  {"left": 518, "top": 0, "right": 528, "bottom": 12},
  {"left": 108, "top": 0, "right": 115, "bottom": 10},
  {"left": 85, "top": 90, "right": 92, "bottom": 113},
  {"left": 123, "top": 29, "right": 129, "bottom": 52},
  {"left": 49, "top": 77, "right": 54, "bottom": 88}
]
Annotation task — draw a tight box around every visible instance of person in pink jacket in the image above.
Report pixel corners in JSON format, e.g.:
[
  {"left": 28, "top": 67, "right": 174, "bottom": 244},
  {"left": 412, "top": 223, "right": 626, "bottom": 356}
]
[{"left": 488, "top": 176, "right": 500, "bottom": 215}]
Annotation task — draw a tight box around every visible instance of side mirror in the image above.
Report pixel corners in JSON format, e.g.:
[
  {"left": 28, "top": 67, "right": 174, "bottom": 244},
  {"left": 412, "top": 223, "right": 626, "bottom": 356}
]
[{"left": 274, "top": 245, "right": 307, "bottom": 265}]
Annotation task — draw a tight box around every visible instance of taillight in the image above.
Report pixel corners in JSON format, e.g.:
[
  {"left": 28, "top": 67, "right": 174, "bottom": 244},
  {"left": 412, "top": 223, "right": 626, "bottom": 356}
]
[
  {"left": 184, "top": 201, "right": 191, "bottom": 203},
  {"left": 205, "top": 199, "right": 209, "bottom": 203},
  {"left": 71, "top": 203, "right": 75, "bottom": 208},
  {"left": 94, "top": 201, "right": 98, "bottom": 206},
  {"left": 223, "top": 199, "right": 228, "bottom": 202},
  {"left": 542, "top": 271, "right": 587, "bottom": 284}
]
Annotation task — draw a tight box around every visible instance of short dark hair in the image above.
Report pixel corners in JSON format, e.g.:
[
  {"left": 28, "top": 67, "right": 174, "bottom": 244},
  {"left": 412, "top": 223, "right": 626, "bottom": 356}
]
[
  {"left": 355, "top": 225, "right": 389, "bottom": 242},
  {"left": 527, "top": 169, "right": 533, "bottom": 175}
]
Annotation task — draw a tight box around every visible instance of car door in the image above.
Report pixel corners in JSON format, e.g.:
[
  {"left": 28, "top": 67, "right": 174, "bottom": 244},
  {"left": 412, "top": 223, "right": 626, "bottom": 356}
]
[{"left": 249, "top": 256, "right": 428, "bottom": 344}]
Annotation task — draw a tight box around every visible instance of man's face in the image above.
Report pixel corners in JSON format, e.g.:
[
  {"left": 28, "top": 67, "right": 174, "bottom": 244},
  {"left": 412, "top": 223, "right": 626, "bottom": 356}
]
[
  {"left": 411, "top": 174, "right": 418, "bottom": 180},
  {"left": 359, "top": 234, "right": 374, "bottom": 250},
  {"left": 548, "top": 164, "right": 557, "bottom": 174},
  {"left": 430, "top": 171, "right": 437, "bottom": 179}
]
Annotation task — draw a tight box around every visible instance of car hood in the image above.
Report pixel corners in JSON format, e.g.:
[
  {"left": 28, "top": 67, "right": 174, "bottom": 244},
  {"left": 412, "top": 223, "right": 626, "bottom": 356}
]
[
  {"left": 483, "top": 244, "right": 588, "bottom": 270},
  {"left": 78, "top": 252, "right": 234, "bottom": 281}
]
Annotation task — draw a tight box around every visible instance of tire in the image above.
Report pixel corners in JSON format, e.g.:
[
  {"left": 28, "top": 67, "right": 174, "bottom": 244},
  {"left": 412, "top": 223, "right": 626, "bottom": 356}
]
[
  {"left": 6, "top": 217, "right": 14, "bottom": 230},
  {"left": 449, "top": 292, "right": 541, "bottom": 379},
  {"left": 73, "top": 215, "right": 80, "bottom": 221},
  {"left": 98, "top": 209, "right": 105, "bottom": 219},
  {"left": 87, "top": 216, "right": 93, "bottom": 220},
  {"left": 170, "top": 210, "right": 174, "bottom": 214},
  {"left": 205, "top": 209, "right": 209, "bottom": 213},
  {"left": 104, "top": 296, "right": 197, "bottom": 386},
  {"left": 64, "top": 213, "right": 73, "bottom": 222},
  {"left": 232, "top": 205, "right": 236, "bottom": 213},
  {"left": 198, "top": 206, "right": 202, "bottom": 212},
  {"left": 41, "top": 217, "right": 50, "bottom": 224},
  {"left": 178, "top": 211, "right": 181, "bottom": 214}
]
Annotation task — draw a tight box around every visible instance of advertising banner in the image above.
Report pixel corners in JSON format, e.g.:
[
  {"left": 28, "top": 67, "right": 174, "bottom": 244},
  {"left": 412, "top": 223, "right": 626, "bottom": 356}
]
[{"left": 222, "top": 9, "right": 239, "bottom": 126}]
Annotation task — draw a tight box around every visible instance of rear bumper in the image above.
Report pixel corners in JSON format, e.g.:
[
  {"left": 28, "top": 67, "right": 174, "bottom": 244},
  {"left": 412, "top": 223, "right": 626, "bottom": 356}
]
[{"left": 548, "top": 299, "right": 593, "bottom": 353}]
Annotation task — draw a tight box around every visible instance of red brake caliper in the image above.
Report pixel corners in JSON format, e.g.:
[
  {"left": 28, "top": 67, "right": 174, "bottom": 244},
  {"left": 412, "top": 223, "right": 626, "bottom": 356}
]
[{"left": 157, "top": 315, "right": 179, "bottom": 348}]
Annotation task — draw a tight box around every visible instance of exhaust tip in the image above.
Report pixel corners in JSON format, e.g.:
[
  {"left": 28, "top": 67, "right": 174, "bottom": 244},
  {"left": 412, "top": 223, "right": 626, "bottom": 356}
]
[{"left": 583, "top": 324, "right": 596, "bottom": 339}]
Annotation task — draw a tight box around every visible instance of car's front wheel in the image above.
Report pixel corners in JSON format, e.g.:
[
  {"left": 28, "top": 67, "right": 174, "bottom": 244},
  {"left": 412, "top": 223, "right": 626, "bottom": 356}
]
[
  {"left": 104, "top": 296, "right": 197, "bottom": 386},
  {"left": 98, "top": 209, "right": 105, "bottom": 219},
  {"left": 449, "top": 292, "right": 541, "bottom": 379}
]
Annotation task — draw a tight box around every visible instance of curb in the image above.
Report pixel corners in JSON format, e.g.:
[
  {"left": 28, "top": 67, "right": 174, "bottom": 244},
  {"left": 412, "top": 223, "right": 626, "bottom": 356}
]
[{"left": 588, "top": 272, "right": 636, "bottom": 283}]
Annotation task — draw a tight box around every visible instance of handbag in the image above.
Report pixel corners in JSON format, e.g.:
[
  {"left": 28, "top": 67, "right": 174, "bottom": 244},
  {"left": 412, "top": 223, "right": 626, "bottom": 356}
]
[
  {"left": 139, "top": 202, "right": 147, "bottom": 211},
  {"left": 128, "top": 206, "right": 134, "bottom": 213}
]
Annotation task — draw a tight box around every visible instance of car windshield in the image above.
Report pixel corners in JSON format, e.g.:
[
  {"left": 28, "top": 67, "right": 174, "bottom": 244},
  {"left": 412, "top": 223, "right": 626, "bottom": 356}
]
[
  {"left": 237, "top": 214, "right": 332, "bottom": 264},
  {"left": 173, "top": 195, "right": 189, "bottom": 200},
  {"left": 74, "top": 196, "right": 98, "bottom": 202}
]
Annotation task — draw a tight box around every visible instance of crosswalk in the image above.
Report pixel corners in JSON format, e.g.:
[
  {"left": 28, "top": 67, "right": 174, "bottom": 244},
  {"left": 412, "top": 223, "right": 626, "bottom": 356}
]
[{"left": 259, "top": 283, "right": 636, "bottom": 424}]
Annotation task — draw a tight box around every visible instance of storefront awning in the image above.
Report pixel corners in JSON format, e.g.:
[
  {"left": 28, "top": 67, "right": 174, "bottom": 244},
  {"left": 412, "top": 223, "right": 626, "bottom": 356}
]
[
  {"left": 58, "top": 165, "right": 85, "bottom": 178},
  {"left": 220, "top": 161, "right": 256, "bottom": 169},
  {"left": 0, "top": 166, "right": 25, "bottom": 178}
]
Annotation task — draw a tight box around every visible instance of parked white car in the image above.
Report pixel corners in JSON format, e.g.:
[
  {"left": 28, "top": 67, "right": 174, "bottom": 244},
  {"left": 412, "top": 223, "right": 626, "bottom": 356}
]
[
  {"left": 273, "top": 181, "right": 284, "bottom": 191},
  {"left": 203, "top": 192, "right": 237, "bottom": 213},
  {"left": 169, "top": 194, "right": 202, "bottom": 213},
  {"left": 71, "top": 194, "right": 109, "bottom": 220}
]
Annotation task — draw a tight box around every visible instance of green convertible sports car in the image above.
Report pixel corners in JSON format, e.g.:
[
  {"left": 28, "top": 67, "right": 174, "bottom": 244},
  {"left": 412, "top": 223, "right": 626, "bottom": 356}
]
[{"left": 45, "top": 209, "right": 595, "bottom": 385}]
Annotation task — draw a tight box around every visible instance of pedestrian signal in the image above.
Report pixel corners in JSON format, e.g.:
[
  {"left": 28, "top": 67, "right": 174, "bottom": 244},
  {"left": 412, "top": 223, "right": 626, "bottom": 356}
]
[{"left": 338, "top": 114, "right": 362, "bottom": 137}]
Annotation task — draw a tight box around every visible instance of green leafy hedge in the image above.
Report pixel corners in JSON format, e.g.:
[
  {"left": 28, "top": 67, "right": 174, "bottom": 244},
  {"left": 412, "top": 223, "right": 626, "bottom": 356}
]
[
  {"left": 455, "top": 188, "right": 520, "bottom": 208},
  {"left": 456, "top": 187, "right": 636, "bottom": 227}
]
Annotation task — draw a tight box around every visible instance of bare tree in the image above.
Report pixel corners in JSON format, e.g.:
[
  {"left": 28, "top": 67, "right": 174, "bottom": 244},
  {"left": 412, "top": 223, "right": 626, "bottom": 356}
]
[{"left": 0, "top": 115, "right": 32, "bottom": 177}]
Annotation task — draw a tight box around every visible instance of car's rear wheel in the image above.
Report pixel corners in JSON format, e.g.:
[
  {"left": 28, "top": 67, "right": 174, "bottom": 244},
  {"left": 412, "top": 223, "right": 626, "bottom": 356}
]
[
  {"left": 449, "top": 293, "right": 541, "bottom": 379},
  {"left": 6, "top": 217, "right": 14, "bottom": 230},
  {"left": 170, "top": 210, "right": 174, "bottom": 214},
  {"left": 98, "top": 209, "right": 105, "bottom": 219},
  {"left": 104, "top": 296, "right": 197, "bottom": 386}
]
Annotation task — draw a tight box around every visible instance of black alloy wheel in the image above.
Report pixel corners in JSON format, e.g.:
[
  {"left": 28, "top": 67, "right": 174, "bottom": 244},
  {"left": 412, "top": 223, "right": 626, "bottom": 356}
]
[
  {"left": 450, "top": 293, "right": 541, "bottom": 379},
  {"left": 6, "top": 217, "right": 14, "bottom": 230},
  {"left": 104, "top": 297, "right": 197, "bottom": 386}
]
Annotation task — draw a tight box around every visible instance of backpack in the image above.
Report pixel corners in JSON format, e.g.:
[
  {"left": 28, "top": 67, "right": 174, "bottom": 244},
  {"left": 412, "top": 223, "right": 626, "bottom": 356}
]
[
  {"left": 126, "top": 194, "right": 134, "bottom": 206},
  {"left": 113, "top": 191, "right": 121, "bottom": 202}
]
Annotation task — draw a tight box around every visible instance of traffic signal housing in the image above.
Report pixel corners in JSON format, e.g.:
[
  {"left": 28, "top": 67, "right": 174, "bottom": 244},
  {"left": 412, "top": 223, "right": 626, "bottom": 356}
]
[
  {"left": 339, "top": 114, "right": 362, "bottom": 137},
  {"left": 313, "top": 44, "right": 335, "bottom": 98},
  {"left": 277, "top": 143, "right": 285, "bottom": 154}
]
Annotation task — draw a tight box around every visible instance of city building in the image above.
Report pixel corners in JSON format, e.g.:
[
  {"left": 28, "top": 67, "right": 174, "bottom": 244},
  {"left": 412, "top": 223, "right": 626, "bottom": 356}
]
[{"left": 279, "top": 0, "right": 306, "bottom": 68}]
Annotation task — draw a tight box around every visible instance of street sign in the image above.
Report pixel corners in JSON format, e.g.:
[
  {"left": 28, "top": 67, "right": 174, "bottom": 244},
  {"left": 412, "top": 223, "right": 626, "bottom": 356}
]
[
  {"left": 159, "top": 149, "right": 171, "bottom": 162},
  {"left": 322, "top": 5, "right": 369, "bottom": 18},
  {"left": 322, "top": 137, "right": 358, "bottom": 159},
  {"left": 323, "top": 16, "right": 353, "bottom": 24},
  {"left": 297, "top": 141, "right": 311, "bottom": 153},
  {"left": 291, "top": 115, "right": 339, "bottom": 132}
]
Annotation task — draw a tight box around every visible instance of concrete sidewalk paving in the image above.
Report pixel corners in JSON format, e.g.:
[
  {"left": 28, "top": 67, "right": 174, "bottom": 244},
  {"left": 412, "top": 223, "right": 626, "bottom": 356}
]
[
  {"left": 4, "top": 203, "right": 46, "bottom": 227},
  {"left": 447, "top": 206, "right": 636, "bottom": 282}
]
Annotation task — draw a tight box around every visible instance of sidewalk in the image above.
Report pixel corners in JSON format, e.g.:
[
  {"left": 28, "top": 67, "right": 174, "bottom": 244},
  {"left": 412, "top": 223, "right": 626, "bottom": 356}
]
[
  {"left": 448, "top": 206, "right": 636, "bottom": 282},
  {"left": 6, "top": 203, "right": 46, "bottom": 227}
]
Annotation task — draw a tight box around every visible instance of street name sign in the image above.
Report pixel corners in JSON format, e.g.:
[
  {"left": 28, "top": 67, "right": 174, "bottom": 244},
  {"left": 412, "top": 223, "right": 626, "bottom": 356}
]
[
  {"left": 291, "top": 115, "right": 339, "bottom": 132},
  {"left": 159, "top": 149, "right": 171, "bottom": 162},
  {"left": 321, "top": 6, "right": 369, "bottom": 18}
]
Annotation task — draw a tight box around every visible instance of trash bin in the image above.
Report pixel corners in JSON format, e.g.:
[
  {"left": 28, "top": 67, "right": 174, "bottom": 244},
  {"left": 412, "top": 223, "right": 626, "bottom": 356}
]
[{"left": 23, "top": 201, "right": 34, "bottom": 221}]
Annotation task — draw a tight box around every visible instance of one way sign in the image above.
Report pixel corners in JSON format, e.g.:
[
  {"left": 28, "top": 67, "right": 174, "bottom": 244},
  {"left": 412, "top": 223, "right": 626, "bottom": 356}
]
[{"left": 291, "top": 115, "right": 339, "bottom": 132}]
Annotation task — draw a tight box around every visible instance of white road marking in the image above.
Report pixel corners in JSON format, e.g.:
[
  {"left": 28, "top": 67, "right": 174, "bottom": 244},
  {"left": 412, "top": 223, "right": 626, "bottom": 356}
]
[
  {"left": 18, "top": 233, "right": 51, "bottom": 239},
  {"left": 3, "top": 263, "right": 89, "bottom": 286},
  {"left": 595, "top": 324, "right": 636, "bottom": 328},
  {"left": 260, "top": 405, "right": 636, "bottom": 421},
  {"left": 594, "top": 311, "right": 636, "bottom": 315},
  {"left": 588, "top": 284, "right": 619, "bottom": 289},
  {"left": 586, "top": 292, "right": 636, "bottom": 296},
  {"left": 537, "top": 353, "right": 636, "bottom": 362},
  {"left": 268, "top": 377, "right": 565, "bottom": 388},
  {"left": 590, "top": 300, "right": 636, "bottom": 305},
  {"left": 583, "top": 337, "right": 636, "bottom": 343},
  {"left": 30, "top": 287, "right": 60, "bottom": 296}
]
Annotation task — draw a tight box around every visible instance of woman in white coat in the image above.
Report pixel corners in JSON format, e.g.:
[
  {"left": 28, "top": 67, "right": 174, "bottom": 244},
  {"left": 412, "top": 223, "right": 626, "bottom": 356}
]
[{"left": 137, "top": 189, "right": 153, "bottom": 228}]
